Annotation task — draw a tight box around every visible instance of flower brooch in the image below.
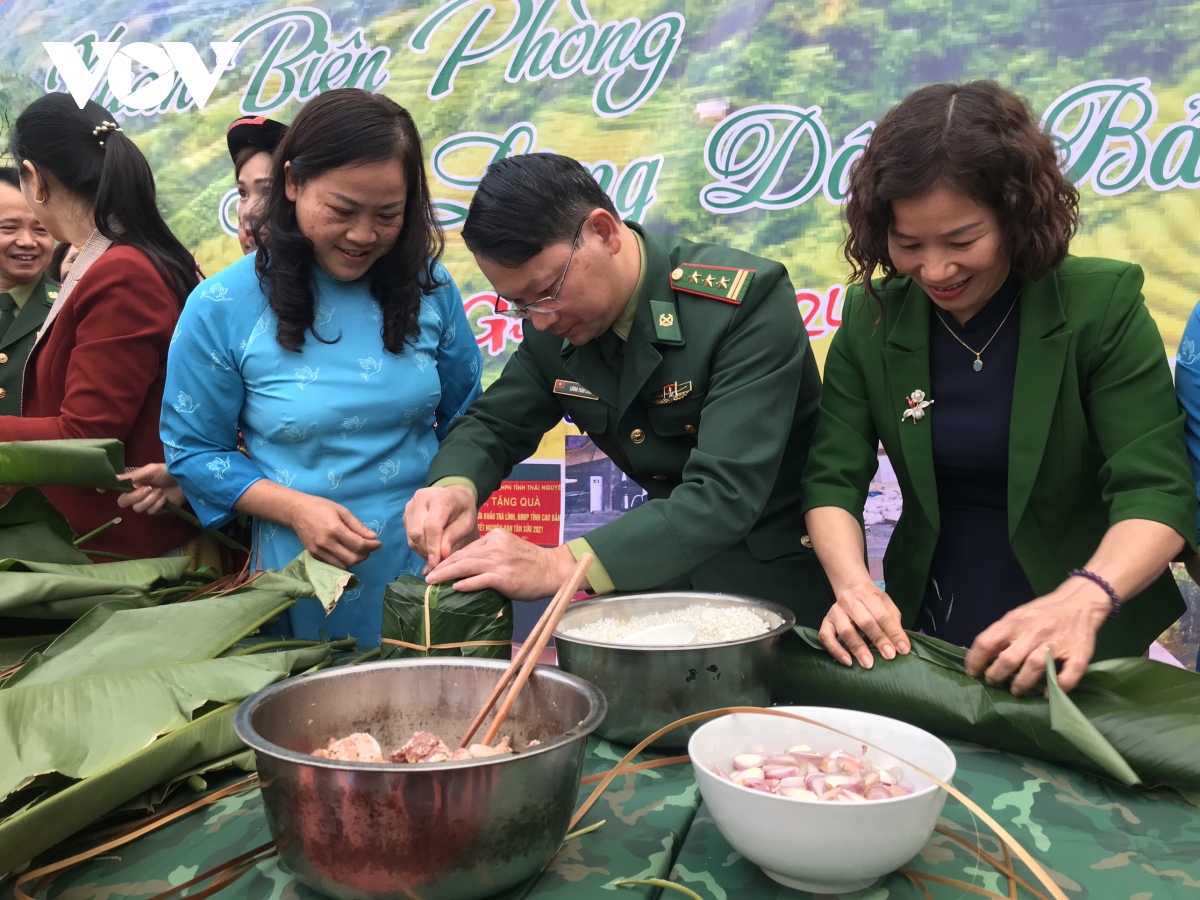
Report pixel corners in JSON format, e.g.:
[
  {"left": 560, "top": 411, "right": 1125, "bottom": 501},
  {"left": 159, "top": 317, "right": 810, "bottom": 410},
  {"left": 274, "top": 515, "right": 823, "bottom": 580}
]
[{"left": 902, "top": 389, "right": 933, "bottom": 424}]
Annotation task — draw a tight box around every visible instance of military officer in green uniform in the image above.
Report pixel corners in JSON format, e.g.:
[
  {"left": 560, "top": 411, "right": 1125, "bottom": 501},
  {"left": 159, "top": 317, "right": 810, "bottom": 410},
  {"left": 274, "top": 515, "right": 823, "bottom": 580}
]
[
  {"left": 0, "top": 167, "right": 57, "bottom": 416},
  {"left": 404, "top": 153, "right": 833, "bottom": 621}
]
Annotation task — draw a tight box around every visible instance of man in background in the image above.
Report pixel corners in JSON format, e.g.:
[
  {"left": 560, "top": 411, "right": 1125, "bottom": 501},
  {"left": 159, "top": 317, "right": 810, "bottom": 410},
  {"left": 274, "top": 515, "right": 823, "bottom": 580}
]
[{"left": 0, "top": 166, "right": 56, "bottom": 416}]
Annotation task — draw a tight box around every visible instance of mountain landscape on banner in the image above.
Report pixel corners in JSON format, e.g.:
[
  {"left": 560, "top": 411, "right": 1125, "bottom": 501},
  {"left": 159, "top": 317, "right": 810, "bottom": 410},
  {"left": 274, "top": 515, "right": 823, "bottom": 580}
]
[{"left": 1, "top": 0, "right": 1199, "bottom": 378}]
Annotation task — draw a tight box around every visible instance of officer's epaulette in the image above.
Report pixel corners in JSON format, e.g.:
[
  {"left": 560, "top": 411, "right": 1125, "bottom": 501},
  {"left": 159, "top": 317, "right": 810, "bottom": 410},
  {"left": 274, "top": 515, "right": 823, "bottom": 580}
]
[{"left": 669, "top": 263, "right": 755, "bottom": 305}]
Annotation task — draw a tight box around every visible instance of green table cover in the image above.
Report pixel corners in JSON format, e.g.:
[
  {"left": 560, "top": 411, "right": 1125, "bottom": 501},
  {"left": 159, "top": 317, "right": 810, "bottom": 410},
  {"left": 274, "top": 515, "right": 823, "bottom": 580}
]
[{"left": 10, "top": 737, "right": 1200, "bottom": 900}]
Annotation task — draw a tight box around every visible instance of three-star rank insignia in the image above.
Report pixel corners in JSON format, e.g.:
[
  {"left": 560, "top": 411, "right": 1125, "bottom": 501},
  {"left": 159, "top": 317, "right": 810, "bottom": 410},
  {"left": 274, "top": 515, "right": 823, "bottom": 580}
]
[{"left": 670, "top": 263, "right": 755, "bottom": 304}]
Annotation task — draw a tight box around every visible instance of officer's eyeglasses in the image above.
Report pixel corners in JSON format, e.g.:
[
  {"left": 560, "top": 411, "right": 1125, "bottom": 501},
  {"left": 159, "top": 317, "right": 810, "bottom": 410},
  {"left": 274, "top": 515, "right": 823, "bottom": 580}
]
[{"left": 496, "top": 216, "right": 588, "bottom": 319}]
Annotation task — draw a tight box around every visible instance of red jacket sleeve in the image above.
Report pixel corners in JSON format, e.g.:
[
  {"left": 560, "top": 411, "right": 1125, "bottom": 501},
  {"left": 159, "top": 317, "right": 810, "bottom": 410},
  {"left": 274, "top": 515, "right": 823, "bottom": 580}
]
[{"left": 0, "top": 249, "right": 179, "bottom": 441}]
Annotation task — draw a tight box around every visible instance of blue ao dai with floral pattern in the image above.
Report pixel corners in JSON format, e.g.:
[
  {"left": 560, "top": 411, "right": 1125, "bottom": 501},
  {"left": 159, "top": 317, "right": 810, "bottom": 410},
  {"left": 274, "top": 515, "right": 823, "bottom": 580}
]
[{"left": 161, "top": 254, "right": 483, "bottom": 644}]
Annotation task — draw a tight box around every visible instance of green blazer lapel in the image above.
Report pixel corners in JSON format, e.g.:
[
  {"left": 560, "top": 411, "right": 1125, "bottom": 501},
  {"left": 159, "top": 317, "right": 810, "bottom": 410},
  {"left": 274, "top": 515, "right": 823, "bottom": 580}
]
[
  {"left": 561, "top": 339, "right": 620, "bottom": 406},
  {"left": 1007, "top": 270, "right": 1070, "bottom": 534},
  {"left": 0, "top": 276, "right": 53, "bottom": 350},
  {"left": 883, "top": 281, "right": 940, "bottom": 531}
]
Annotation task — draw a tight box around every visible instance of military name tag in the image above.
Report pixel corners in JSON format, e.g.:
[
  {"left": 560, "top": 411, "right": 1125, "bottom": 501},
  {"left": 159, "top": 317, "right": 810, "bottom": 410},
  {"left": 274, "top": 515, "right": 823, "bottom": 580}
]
[
  {"left": 655, "top": 380, "right": 693, "bottom": 404},
  {"left": 553, "top": 378, "right": 599, "bottom": 400}
]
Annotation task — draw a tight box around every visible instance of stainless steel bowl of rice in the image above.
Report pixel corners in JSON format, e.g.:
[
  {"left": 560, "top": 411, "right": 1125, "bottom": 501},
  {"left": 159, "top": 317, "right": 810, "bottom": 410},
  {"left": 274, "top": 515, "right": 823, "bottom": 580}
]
[{"left": 553, "top": 592, "right": 795, "bottom": 748}]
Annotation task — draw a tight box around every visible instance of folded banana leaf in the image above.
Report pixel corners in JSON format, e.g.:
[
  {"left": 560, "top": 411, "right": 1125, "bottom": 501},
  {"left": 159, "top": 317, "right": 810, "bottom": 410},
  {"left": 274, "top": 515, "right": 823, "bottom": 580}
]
[
  {"left": 777, "top": 627, "right": 1200, "bottom": 804},
  {"left": 382, "top": 576, "right": 512, "bottom": 659},
  {"left": 0, "top": 486, "right": 88, "bottom": 564},
  {"left": 0, "top": 438, "right": 126, "bottom": 490},
  {"left": 0, "top": 551, "right": 357, "bottom": 877},
  {"left": 0, "top": 438, "right": 242, "bottom": 550}
]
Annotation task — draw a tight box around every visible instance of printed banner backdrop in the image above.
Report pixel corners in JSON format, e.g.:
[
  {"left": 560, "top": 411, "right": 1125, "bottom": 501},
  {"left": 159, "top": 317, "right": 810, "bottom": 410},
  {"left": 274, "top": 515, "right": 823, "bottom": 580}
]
[{"left": 1, "top": 0, "right": 1199, "bottom": 662}]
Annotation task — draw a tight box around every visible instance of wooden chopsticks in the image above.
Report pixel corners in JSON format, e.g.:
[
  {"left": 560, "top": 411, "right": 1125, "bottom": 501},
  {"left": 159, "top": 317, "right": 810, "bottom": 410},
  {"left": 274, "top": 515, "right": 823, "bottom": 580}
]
[{"left": 457, "top": 553, "right": 593, "bottom": 750}]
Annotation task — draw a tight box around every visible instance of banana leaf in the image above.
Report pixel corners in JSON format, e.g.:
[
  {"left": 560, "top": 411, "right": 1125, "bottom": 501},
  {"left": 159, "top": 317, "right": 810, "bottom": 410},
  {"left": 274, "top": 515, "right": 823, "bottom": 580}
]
[
  {"left": 0, "top": 551, "right": 357, "bottom": 877},
  {"left": 0, "top": 703, "right": 248, "bottom": 878},
  {"left": 0, "top": 557, "right": 193, "bottom": 618},
  {"left": 777, "top": 627, "right": 1200, "bottom": 804},
  {"left": 0, "top": 635, "right": 55, "bottom": 670},
  {"left": 381, "top": 575, "right": 512, "bottom": 659},
  {"left": 0, "top": 645, "right": 329, "bottom": 800},
  {"left": 0, "top": 486, "right": 88, "bottom": 564},
  {"left": 4, "top": 591, "right": 297, "bottom": 689},
  {"left": 0, "top": 438, "right": 126, "bottom": 490},
  {"left": 0, "top": 438, "right": 244, "bottom": 551}
]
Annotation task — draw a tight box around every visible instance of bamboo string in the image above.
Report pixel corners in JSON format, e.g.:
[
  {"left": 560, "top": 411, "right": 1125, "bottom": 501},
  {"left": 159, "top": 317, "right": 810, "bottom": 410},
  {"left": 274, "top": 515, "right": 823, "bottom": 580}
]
[
  {"left": 903, "top": 869, "right": 1031, "bottom": 900},
  {"left": 580, "top": 755, "right": 691, "bottom": 785},
  {"left": 13, "top": 776, "right": 261, "bottom": 900},
  {"left": 935, "top": 825, "right": 1048, "bottom": 900},
  {"left": 1002, "top": 840, "right": 1019, "bottom": 899},
  {"left": 381, "top": 583, "right": 510, "bottom": 655}
]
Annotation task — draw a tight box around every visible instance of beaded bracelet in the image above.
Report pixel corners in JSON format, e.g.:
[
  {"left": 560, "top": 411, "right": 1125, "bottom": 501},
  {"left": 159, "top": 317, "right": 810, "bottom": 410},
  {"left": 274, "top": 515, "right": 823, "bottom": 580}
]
[{"left": 1067, "top": 568, "right": 1122, "bottom": 620}]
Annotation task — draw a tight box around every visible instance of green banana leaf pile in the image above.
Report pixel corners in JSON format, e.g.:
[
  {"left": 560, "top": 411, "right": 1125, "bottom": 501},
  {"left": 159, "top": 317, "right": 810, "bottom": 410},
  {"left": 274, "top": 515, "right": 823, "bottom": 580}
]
[
  {"left": 0, "top": 552, "right": 357, "bottom": 878},
  {"left": 381, "top": 575, "right": 512, "bottom": 659},
  {"left": 777, "top": 626, "right": 1200, "bottom": 805}
]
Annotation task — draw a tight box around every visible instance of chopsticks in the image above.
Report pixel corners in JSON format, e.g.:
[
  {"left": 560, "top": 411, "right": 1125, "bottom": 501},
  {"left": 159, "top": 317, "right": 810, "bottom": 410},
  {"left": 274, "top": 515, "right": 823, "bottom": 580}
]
[{"left": 457, "top": 553, "right": 593, "bottom": 751}]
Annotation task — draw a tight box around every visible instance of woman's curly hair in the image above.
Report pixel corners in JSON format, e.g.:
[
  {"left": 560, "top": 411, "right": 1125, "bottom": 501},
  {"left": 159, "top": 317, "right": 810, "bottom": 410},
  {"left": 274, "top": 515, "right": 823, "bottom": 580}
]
[
  {"left": 843, "top": 81, "right": 1080, "bottom": 299},
  {"left": 255, "top": 88, "right": 444, "bottom": 353}
]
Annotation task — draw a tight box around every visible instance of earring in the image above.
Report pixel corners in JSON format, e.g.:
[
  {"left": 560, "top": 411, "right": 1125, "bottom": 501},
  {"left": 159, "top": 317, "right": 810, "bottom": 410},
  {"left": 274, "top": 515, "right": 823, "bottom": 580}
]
[{"left": 33, "top": 194, "right": 46, "bottom": 204}]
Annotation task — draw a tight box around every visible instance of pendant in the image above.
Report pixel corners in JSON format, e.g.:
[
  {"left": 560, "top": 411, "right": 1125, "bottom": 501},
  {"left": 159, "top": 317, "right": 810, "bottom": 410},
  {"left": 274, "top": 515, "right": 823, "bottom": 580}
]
[{"left": 972, "top": 358, "right": 983, "bottom": 372}]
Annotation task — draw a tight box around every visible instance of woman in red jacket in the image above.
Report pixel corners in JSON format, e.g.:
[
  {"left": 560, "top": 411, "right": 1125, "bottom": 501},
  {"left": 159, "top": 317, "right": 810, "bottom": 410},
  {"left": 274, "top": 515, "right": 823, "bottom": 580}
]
[{"left": 2, "top": 94, "right": 200, "bottom": 558}]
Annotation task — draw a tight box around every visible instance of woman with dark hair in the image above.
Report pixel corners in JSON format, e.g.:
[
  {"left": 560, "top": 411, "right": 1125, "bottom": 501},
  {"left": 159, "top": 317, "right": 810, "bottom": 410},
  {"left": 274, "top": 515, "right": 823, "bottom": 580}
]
[
  {"left": 48, "top": 241, "right": 80, "bottom": 283},
  {"left": 157, "top": 88, "right": 482, "bottom": 644},
  {"left": 801, "top": 81, "right": 1194, "bottom": 694},
  {"left": 227, "top": 115, "right": 287, "bottom": 255},
  {"left": 2, "top": 93, "right": 200, "bottom": 559}
]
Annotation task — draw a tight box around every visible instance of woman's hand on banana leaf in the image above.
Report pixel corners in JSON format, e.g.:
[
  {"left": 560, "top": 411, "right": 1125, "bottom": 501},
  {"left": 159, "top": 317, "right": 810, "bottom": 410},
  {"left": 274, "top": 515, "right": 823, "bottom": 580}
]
[
  {"left": 965, "top": 578, "right": 1111, "bottom": 695},
  {"left": 114, "top": 463, "right": 186, "bottom": 514},
  {"left": 819, "top": 581, "right": 911, "bottom": 669}
]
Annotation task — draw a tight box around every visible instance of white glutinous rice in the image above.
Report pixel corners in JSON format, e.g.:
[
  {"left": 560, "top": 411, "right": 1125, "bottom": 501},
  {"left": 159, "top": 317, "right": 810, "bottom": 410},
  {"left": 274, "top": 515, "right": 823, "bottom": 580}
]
[{"left": 560, "top": 604, "right": 778, "bottom": 645}]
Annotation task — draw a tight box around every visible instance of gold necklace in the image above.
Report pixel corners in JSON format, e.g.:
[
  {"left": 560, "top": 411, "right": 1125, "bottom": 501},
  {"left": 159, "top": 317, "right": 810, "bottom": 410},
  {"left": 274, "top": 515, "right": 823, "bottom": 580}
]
[{"left": 933, "top": 294, "right": 1019, "bottom": 372}]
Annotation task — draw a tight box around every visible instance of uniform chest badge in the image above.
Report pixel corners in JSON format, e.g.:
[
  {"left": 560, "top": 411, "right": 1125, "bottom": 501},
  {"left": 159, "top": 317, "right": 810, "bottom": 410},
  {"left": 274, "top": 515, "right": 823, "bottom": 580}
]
[
  {"left": 553, "top": 378, "right": 600, "bottom": 400},
  {"left": 655, "top": 381, "right": 693, "bottom": 404}
]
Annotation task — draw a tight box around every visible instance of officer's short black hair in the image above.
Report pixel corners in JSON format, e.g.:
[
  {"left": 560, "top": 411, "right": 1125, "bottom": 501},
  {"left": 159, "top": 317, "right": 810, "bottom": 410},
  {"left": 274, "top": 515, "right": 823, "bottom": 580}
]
[
  {"left": 0, "top": 166, "right": 20, "bottom": 191},
  {"left": 462, "top": 153, "right": 618, "bottom": 266}
]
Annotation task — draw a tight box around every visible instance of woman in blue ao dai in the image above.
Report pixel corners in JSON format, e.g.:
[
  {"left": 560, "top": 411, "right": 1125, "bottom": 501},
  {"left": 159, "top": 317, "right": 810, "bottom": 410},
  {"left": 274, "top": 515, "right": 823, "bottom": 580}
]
[{"left": 160, "top": 90, "right": 482, "bottom": 644}]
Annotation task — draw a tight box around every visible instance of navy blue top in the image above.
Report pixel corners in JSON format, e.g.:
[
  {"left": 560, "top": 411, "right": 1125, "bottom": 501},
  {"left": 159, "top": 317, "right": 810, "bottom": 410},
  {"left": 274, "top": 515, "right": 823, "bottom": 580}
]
[{"left": 919, "top": 273, "right": 1035, "bottom": 645}]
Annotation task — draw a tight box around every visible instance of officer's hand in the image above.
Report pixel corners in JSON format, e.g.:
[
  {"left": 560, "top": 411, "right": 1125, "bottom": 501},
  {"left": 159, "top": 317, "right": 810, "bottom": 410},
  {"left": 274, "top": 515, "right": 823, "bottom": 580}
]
[
  {"left": 819, "top": 582, "right": 910, "bottom": 669},
  {"left": 425, "top": 529, "right": 586, "bottom": 601},
  {"left": 114, "top": 464, "right": 186, "bottom": 515},
  {"left": 404, "top": 485, "right": 478, "bottom": 571},
  {"left": 287, "top": 493, "right": 381, "bottom": 569}
]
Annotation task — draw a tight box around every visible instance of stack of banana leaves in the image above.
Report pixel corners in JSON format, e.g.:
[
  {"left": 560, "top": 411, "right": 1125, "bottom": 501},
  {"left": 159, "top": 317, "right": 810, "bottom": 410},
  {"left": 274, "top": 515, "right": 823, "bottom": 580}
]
[
  {"left": 0, "top": 439, "right": 360, "bottom": 877},
  {"left": 779, "top": 627, "right": 1200, "bottom": 806}
]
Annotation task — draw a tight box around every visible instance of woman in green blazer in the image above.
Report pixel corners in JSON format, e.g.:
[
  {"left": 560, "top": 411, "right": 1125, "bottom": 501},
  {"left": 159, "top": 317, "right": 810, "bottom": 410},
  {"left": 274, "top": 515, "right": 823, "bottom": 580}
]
[{"left": 801, "top": 81, "right": 1195, "bottom": 695}]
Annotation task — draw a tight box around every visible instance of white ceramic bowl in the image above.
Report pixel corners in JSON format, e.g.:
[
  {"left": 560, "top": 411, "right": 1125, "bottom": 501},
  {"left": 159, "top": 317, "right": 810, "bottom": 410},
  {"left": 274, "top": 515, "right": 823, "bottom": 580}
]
[{"left": 689, "top": 706, "right": 957, "bottom": 894}]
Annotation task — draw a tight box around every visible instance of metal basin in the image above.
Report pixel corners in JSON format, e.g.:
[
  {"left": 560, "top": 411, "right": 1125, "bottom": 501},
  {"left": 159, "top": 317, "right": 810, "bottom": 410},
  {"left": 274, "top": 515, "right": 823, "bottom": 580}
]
[
  {"left": 233, "top": 658, "right": 607, "bottom": 900},
  {"left": 554, "top": 592, "right": 794, "bottom": 749}
]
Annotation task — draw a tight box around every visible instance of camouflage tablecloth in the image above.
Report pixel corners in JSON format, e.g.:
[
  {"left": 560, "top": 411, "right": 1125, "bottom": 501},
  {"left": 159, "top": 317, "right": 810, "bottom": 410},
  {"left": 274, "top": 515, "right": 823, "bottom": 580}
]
[{"left": 17, "top": 738, "right": 1200, "bottom": 900}]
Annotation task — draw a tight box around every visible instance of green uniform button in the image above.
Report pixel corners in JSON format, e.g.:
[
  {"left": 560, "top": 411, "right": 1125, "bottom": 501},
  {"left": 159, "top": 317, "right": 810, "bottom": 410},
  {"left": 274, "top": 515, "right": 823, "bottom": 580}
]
[
  {"left": 684, "top": 424, "right": 697, "bottom": 434},
  {"left": 671, "top": 267, "right": 684, "bottom": 282},
  {"left": 800, "top": 534, "right": 812, "bottom": 548},
  {"left": 0, "top": 388, "right": 6, "bottom": 399},
  {"left": 631, "top": 428, "right": 646, "bottom": 444},
  {"left": 0, "top": 353, "right": 8, "bottom": 364}
]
